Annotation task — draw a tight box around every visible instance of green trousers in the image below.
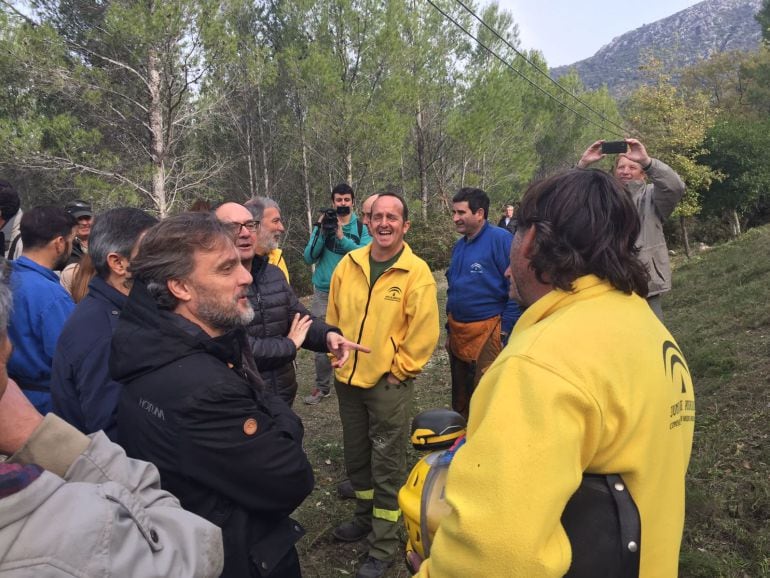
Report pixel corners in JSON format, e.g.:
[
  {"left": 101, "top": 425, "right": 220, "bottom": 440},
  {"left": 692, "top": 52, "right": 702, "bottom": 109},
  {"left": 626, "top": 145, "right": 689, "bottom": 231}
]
[{"left": 335, "top": 375, "right": 414, "bottom": 561}]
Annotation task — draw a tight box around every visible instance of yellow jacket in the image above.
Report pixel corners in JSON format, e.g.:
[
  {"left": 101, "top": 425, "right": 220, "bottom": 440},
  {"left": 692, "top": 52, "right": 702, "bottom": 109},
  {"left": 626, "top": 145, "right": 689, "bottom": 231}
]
[
  {"left": 418, "top": 275, "right": 695, "bottom": 577},
  {"left": 327, "top": 242, "right": 439, "bottom": 387},
  {"left": 267, "top": 248, "right": 289, "bottom": 283}
]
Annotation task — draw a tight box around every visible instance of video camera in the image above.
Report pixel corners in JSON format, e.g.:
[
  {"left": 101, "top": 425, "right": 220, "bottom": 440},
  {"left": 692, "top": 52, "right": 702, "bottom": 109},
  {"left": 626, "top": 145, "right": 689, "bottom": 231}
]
[{"left": 319, "top": 206, "right": 351, "bottom": 236}]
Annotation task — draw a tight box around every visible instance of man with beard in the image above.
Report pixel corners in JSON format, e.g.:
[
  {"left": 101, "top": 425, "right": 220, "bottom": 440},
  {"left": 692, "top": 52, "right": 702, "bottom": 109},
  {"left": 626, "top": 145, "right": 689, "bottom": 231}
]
[
  {"left": 8, "top": 206, "right": 76, "bottom": 413},
  {"left": 112, "top": 213, "right": 314, "bottom": 578},
  {"left": 245, "top": 197, "right": 291, "bottom": 282},
  {"left": 577, "top": 138, "right": 685, "bottom": 319},
  {"left": 216, "top": 200, "right": 365, "bottom": 406}
]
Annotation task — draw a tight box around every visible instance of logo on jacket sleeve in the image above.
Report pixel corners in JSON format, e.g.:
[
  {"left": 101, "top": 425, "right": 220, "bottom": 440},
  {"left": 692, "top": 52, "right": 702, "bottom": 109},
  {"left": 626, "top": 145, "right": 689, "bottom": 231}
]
[
  {"left": 662, "top": 340, "right": 695, "bottom": 430},
  {"left": 385, "top": 287, "right": 403, "bottom": 302}
]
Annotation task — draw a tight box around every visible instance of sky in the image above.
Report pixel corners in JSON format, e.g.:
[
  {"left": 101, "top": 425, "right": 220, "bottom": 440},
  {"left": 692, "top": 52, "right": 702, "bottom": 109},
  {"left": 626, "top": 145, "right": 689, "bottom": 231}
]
[{"left": 496, "top": 0, "right": 704, "bottom": 67}]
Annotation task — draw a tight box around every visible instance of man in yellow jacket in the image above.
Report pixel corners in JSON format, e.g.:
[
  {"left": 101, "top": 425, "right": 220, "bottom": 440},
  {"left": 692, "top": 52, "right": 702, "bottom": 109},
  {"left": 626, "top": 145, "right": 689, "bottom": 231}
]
[
  {"left": 327, "top": 191, "right": 439, "bottom": 578},
  {"left": 415, "top": 169, "right": 695, "bottom": 577}
]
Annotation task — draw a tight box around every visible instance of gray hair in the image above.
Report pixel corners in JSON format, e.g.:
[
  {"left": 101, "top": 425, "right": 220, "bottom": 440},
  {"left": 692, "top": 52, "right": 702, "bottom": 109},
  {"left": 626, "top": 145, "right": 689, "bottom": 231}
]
[
  {"left": 129, "top": 213, "right": 232, "bottom": 310},
  {"left": 244, "top": 197, "right": 279, "bottom": 222},
  {"left": 89, "top": 208, "right": 158, "bottom": 279},
  {"left": 0, "top": 260, "right": 12, "bottom": 333}
]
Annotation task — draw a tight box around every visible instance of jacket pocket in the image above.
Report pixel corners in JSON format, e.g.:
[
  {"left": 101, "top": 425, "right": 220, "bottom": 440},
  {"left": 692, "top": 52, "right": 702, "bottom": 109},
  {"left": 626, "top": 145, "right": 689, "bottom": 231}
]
[{"left": 100, "top": 481, "right": 164, "bottom": 553}]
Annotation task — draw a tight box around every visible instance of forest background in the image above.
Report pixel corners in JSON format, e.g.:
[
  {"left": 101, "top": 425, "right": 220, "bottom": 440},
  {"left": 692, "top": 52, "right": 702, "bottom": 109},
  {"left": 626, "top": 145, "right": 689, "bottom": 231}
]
[{"left": 1, "top": 0, "right": 770, "bottom": 295}]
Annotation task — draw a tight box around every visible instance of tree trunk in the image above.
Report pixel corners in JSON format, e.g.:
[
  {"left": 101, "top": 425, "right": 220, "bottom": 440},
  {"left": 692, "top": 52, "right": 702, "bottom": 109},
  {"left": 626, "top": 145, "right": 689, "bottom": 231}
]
[
  {"left": 148, "top": 47, "right": 166, "bottom": 217},
  {"left": 256, "top": 82, "right": 270, "bottom": 198},
  {"left": 246, "top": 121, "right": 256, "bottom": 198},
  {"left": 345, "top": 145, "right": 353, "bottom": 185},
  {"left": 729, "top": 209, "right": 741, "bottom": 238},
  {"left": 679, "top": 216, "right": 691, "bottom": 259},
  {"left": 416, "top": 99, "right": 428, "bottom": 220},
  {"left": 300, "top": 119, "right": 312, "bottom": 232}
]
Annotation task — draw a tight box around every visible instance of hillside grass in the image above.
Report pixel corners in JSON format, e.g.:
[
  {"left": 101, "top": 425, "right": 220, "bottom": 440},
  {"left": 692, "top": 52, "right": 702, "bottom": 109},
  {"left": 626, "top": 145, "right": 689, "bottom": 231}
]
[{"left": 291, "top": 225, "right": 770, "bottom": 578}]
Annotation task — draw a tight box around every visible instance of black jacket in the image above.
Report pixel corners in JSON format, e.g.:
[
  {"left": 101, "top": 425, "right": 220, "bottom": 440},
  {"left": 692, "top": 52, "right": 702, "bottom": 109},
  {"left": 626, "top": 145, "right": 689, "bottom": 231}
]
[
  {"left": 247, "top": 256, "right": 338, "bottom": 405},
  {"left": 497, "top": 216, "right": 517, "bottom": 234},
  {"left": 112, "top": 280, "right": 314, "bottom": 578}
]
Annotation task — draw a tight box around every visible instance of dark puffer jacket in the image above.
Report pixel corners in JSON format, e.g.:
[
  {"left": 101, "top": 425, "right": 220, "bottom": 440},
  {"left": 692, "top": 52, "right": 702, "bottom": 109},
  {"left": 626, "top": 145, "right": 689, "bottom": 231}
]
[
  {"left": 112, "top": 280, "right": 314, "bottom": 578},
  {"left": 247, "top": 256, "right": 338, "bottom": 405}
]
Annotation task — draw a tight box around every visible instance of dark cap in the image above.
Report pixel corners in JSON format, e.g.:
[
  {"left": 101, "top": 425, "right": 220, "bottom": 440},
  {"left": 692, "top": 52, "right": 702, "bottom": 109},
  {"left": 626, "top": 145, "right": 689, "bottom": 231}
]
[{"left": 65, "top": 200, "right": 93, "bottom": 219}]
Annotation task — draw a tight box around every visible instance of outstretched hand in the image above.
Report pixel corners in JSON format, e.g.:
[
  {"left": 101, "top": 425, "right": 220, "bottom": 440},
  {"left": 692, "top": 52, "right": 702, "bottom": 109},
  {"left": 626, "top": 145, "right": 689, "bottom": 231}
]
[{"left": 326, "top": 332, "right": 371, "bottom": 368}]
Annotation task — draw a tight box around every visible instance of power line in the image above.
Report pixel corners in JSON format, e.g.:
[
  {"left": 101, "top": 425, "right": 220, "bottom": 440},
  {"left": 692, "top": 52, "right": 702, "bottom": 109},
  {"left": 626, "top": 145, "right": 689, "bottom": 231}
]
[
  {"left": 453, "top": 0, "right": 630, "bottom": 136},
  {"left": 423, "top": 0, "right": 627, "bottom": 138}
]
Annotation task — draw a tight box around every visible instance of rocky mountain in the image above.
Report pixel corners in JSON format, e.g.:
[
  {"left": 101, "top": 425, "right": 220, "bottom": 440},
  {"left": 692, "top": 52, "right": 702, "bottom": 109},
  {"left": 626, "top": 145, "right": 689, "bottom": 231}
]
[{"left": 551, "top": 0, "right": 763, "bottom": 97}]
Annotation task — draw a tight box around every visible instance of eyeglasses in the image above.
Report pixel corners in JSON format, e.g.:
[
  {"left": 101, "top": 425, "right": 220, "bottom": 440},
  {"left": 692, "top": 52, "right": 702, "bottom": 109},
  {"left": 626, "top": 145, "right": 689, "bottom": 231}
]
[{"left": 225, "top": 220, "right": 259, "bottom": 235}]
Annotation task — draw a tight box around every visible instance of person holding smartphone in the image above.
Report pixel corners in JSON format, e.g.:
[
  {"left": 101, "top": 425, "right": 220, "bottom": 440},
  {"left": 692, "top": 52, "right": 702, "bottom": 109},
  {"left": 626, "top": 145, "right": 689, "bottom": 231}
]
[{"left": 577, "top": 138, "right": 685, "bottom": 320}]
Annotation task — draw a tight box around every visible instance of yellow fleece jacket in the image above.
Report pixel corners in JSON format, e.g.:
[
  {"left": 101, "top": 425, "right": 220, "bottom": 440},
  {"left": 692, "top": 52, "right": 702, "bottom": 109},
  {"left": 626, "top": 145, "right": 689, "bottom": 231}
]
[
  {"left": 327, "top": 242, "right": 439, "bottom": 387},
  {"left": 417, "top": 275, "right": 695, "bottom": 577},
  {"left": 267, "top": 248, "right": 289, "bottom": 283}
]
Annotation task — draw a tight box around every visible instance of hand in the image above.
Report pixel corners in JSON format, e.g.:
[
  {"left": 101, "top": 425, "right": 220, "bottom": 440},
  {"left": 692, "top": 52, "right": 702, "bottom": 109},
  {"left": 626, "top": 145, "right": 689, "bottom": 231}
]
[
  {"left": 576, "top": 140, "right": 604, "bottom": 168},
  {"left": 624, "top": 138, "right": 652, "bottom": 168},
  {"left": 335, "top": 222, "right": 344, "bottom": 240},
  {"left": 0, "top": 379, "right": 44, "bottom": 456},
  {"left": 287, "top": 313, "right": 313, "bottom": 349},
  {"left": 386, "top": 373, "right": 401, "bottom": 385},
  {"left": 326, "top": 332, "right": 371, "bottom": 368}
]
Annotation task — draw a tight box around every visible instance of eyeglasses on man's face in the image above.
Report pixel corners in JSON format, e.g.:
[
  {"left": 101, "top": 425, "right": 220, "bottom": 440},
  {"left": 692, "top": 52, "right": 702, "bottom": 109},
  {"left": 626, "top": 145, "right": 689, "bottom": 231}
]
[{"left": 225, "top": 220, "right": 259, "bottom": 236}]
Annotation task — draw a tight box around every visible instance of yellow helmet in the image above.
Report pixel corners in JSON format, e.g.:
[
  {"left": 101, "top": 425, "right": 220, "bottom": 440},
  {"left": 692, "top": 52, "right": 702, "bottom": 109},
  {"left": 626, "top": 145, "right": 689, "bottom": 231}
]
[
  {"left": 410, "top": 408, "right": 466, "bottom": 450},
  {"left": 400, "top": 409, "right": 467, "bottom": 560}
]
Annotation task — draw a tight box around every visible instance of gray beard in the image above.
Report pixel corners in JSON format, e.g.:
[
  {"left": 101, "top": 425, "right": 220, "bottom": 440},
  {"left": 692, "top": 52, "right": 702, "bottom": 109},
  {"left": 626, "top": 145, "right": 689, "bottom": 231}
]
[{"left": 198, "top": 297, "right": 255, "bottom": 333}]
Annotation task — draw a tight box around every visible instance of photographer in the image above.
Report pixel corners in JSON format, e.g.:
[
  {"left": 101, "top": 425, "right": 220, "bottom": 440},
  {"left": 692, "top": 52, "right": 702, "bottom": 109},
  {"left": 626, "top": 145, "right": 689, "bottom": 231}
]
[
  {"left": 302, "top": 183, "right": 371, "bottom": 405},
  {"left": 577, "top": 138, "right": 685, "bottom": 320}
]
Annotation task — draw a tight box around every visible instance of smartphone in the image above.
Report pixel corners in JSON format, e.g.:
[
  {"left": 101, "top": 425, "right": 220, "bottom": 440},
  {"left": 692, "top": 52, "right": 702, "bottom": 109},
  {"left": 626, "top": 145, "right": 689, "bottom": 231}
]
[{"left": 601, "top": 141, "right": 628, "bottom": 154}]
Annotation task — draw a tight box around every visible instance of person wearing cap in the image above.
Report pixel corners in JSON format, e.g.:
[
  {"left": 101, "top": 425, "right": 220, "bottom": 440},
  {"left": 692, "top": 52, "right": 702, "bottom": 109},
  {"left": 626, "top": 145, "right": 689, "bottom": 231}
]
[{"left": 60, "top": 200, "right": 94, "bottom": 294}]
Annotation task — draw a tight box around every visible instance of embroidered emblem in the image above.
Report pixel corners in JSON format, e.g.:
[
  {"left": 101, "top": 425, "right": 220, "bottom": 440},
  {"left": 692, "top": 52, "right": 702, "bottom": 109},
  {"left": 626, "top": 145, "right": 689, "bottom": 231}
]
[{"left": 385, "top": 286, "right": 402, "bottom": 302}]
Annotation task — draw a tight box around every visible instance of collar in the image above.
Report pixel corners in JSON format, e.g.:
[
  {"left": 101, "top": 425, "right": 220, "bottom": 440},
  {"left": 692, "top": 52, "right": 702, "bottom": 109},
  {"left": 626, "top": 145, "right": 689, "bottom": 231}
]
[
  {"left": 87, "top": 276, "right": 128, "bottom": 309},
  {"left": 12, "top": 256, "right": 59, "bottom": 283},
  {"left": 464, "top": 221, "right": 489, "bottom": 243},
  {"left": 513, "top": 275, "right": 614, "bottom": 333},
  {"left": 349, "top": 241, "right": 415, "bottom": 276}
]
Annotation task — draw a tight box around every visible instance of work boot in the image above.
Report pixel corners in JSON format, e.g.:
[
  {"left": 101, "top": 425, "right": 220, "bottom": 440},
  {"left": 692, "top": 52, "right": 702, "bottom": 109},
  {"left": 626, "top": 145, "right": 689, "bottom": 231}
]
[
  {"left": 337, "top": 478, "right": 355, "bottom": 500},
  {"left": 332, "top": 520, "right": 370, "bottom": 543},
  {"left": 303, "top": 388, "right": 331, "bottom": 405},
  {"left": 356, "top": 556, "right": 393, "bottom": 578}
]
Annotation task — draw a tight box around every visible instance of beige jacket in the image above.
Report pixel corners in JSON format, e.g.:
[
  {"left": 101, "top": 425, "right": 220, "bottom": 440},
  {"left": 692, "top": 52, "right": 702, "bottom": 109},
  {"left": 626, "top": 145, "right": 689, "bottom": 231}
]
[
  {"left": 0, "top": 414, "right": 223, "bottom": 577},
  {"left": 627, "top": 158, "right": 685, "bottom": 297}
]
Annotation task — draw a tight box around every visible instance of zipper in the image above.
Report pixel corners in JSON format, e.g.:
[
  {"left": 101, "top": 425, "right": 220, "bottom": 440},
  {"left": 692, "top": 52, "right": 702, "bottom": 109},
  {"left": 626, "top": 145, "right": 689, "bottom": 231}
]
[
  {"left": 347, "top": 274, "right": 374, "bottom": 386},
  {"left": 346, "top": 263, "right": 399, "bottom": 385}
]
